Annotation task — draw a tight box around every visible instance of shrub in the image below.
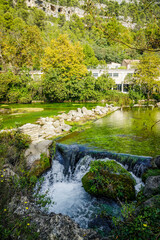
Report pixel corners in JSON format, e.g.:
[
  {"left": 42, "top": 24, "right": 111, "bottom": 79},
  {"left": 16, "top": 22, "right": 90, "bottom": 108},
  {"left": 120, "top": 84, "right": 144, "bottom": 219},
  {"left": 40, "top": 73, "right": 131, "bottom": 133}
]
[
  {"left": 104, "top": 90, "right": 131, "bottom": 106},
  {"left": 111, "top": 200, "right": 160, "bottom": 240},
  {"left": 129, "top": 90, "right": 145, "bottom": 103},
  {"left": 0, "top": 131, "right": 31, "bottom": 169}
]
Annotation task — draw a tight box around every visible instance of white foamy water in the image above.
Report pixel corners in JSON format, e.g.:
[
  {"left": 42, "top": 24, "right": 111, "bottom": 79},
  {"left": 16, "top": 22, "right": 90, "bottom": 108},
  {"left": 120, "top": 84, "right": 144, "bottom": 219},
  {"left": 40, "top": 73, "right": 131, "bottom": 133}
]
[{"left": 38, "top": 155, "right": 143, "bottom": 228}]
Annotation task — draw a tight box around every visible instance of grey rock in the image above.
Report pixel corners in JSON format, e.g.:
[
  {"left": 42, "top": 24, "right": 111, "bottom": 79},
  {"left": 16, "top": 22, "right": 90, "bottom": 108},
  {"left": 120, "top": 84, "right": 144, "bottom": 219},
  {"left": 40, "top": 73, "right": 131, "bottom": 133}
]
[
  {"left": 143, "top": 194, "right": 160, "bottom": 208},
  {"left": 143, "top": 176, "right": 160, "bottom": 197},
  {"left": 52, "top": 120, "right": 60, "bottom": 128},
  {"left": 19, "top": 123, "right": 42, "bottom": 141},
  {"left": 54, "top": 126, "right": 63, "bottom": 134},
  {"left": 77, "top": 108, "right": 82, "bottom": 114},
  {"left": 41, "top": 123, "right": 56, "bottom": 138},
  {"left": 8, "top": 196, "right": 100, "bottom": 240},
  {"left": 59, "top": 118, "right": 65, "bottom": 125},
  {"left": 62, "top": 124, "right": 72, "bottom": 132},
  {"left": 81, "top": 107, "right": 88, "bottom": 115},
  {"left": 68, "top": 110, "right": 78, "bottom": 117},
  {"left": 58, "top": 113, "right": 68, "bottom": 120},
  {"left": 24, "top": 140, "right": 53, "bottom": 169},
  {"left": 154, "top": 156, "right": 160, "bottom": 169},
  {"left": 135, "top": 194, "right": 160, "bottom": 215},
  {"left": 2, "top": 164, "right": 19, "bottom": 179},
  {"left": 156, "top": 102, "right": 160, "bottom": 108}
]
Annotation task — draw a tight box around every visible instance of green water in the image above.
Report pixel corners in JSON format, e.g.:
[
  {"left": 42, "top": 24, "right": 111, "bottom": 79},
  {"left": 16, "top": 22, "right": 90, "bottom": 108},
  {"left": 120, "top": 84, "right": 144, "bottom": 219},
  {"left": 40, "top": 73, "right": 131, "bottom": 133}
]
[
  {"left": 0, "top": 102, "right": 104, "bottom": 129},
  {"left": 59, "top": 107, "right": 160, "bottom": 157}
]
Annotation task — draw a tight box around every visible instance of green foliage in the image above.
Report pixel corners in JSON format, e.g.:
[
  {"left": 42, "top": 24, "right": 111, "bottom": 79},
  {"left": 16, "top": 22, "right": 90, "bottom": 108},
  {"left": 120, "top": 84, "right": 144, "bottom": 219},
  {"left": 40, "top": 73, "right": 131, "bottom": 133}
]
[
  {"left": 112, "top": 201, "right": 160, "bottom": 240},
  {"left": 82, "top": 160, "right": 135, "bottom": 201},
  {"left": 134, "top": 53, "right": 160, "bottom": 100},
  {"left": 83, "top": 44, "right": 99, "bottom": 68},
  {"left": 129, "top": 89, "right": 145, "bottom": 104},
  {"left": 43, "top": 68, "right": 67, "bottom": 102},
  {"left": 0, "top": 0, "right": 159, "bottom": 104},
  {"left": 95, "top": 74, "right": 115, "bottom": 93},
  {"left": 142, "top": 168, "right": 160, "bottom": 183},
  {"left": 0, "top": 169, "right": 50, "bottom": 239},
  {"left": 42, "top": 34, "right": 87, "bottom": 79},
  {"left": 0, "top": 130, "right": 31, "bottom": 169},
  {"left": 0, "top": 71, "right": 19, "bottom": 101},
  {"left": 30, "top": 153, "right": 50, "bottom": 177},
  {"left": 104, "top": 90, "right": 131, "bottom": 106}
]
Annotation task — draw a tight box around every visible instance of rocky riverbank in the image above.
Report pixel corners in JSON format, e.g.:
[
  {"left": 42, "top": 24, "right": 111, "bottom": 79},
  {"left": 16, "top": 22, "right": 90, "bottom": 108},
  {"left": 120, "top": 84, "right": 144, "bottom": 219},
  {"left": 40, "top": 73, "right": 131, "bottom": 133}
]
[
  {"left": 19, "top": 104, "right": 119, "bottom": 142},
  {"left": 2, "top": 146, "right": 160, "bottom": 240}
]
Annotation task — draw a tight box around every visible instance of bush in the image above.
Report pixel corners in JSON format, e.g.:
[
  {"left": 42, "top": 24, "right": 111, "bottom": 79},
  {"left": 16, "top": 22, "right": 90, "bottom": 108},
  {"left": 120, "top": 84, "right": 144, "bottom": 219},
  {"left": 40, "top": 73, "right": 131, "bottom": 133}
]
[
  {"left": 18, "top": 95, "right": 32, "bottom": 104},
  {"left": 129, "top": 90, "right": 144, "bottom": 103},
  {"left": 112, "top": 200, "right": 160, "bottom": 240},
  {"left": 104, "top": 90, "right": 131, "bottom": 106},
  {"left": 0, "top": 130, "right": 31, "bottom": 169}
]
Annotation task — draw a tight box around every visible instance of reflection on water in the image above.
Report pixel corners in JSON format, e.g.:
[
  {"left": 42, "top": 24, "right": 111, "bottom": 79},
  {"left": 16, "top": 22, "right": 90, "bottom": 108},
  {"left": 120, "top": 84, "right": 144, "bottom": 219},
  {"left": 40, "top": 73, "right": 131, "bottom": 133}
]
[{"left": 59, "top": 108, "right": 160, "bottom": 157}]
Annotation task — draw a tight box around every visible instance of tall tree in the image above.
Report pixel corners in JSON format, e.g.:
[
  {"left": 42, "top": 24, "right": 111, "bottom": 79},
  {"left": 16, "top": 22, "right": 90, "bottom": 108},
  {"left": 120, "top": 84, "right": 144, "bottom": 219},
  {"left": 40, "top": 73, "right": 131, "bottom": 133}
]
[
  {"left": 42, "top": 34, "right": 87, "bottom": 80},
  {"left": 134, "top": 53, "right": 160, "bottom": 100}
]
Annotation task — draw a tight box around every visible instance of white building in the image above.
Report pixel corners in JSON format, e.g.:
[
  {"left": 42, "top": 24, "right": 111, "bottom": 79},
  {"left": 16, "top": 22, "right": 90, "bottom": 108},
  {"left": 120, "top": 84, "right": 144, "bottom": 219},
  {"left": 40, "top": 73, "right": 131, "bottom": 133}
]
[{"left": 89, "top": 67, "right": 135, "bottom": 93}]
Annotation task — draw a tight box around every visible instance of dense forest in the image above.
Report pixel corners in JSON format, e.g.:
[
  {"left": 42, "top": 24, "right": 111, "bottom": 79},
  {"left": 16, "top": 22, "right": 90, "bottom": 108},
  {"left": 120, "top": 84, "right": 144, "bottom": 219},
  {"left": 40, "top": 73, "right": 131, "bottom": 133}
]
[{"left": 0, "top": 0, "right": 160, "bottom": 103}]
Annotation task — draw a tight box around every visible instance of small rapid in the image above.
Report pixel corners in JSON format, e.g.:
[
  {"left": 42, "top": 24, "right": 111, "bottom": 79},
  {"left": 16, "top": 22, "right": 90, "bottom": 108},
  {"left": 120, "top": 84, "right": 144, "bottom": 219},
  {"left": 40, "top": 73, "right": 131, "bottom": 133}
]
[{"left": 38, "top": 150, "right": 144, "bottom": 229}]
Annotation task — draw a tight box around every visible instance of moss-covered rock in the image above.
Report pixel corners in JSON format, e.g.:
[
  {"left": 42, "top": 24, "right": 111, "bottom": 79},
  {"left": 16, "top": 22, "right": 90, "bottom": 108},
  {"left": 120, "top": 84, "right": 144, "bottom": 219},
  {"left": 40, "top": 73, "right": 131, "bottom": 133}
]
[
  {"left": 82, "top": 160, "right": 136, "bottom": 202},
  {"left": 142, "top": 168, "right": 160, "bottom": 183}
]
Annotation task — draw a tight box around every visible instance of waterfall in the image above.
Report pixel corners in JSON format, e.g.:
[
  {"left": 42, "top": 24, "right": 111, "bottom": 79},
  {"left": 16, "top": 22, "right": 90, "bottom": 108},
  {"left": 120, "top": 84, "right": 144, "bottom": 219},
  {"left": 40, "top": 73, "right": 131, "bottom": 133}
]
[{"left": 38, "top": 144, "right": 145, "bottom": 230}]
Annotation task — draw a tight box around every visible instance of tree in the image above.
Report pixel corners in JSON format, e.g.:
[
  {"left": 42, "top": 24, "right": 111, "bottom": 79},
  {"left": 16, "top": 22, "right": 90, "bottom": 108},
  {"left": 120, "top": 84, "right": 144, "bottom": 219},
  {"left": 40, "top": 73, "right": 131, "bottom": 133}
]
[
  {"left": 95, "top": 74, "right": 115, "bottom": 94},
  {"left": 42, "top": 34, "right": 87, "bottom": 80},
  {"left": 1, "top": 23, "right": 44, "bottom": 72},
  {"left": 43, "top": 68, "right": 67, "bottom": 102},
  {"left": 83, "top": 44, "right": 99, "bottom": 68},
  {"left": 134, "top": 53, "right": 160, "bottom": 100},
  {"left": 0, "top": 71, "right": 18, "bottom": 100}
]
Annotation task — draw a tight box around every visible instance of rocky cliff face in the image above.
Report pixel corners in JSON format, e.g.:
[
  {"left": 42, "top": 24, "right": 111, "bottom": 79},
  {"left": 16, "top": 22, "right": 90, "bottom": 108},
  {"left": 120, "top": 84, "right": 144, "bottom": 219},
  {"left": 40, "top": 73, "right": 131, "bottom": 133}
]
[{"left": 23, "top": 0, "right": 85, "bottom": 20}]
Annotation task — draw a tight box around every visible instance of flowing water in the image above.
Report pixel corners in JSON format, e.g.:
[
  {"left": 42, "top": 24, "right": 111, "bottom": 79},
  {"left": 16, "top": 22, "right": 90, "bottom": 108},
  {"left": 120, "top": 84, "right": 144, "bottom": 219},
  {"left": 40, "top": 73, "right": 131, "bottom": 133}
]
[
  {"left": 59, "top": 107, "right": 160, "bottom": 157},
  {"left": 39, "top": 152, "right": 143, "bottom": 230},
  {"left": 37, "top": 107, "right": 159, "bottom": 231}
]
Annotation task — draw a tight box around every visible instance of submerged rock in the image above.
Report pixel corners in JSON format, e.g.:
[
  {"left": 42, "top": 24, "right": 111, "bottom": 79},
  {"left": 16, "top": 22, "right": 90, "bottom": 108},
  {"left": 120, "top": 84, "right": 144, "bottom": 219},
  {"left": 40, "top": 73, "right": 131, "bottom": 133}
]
[{"left": 82, "top": 160, "right": 136, "bottom": 201}]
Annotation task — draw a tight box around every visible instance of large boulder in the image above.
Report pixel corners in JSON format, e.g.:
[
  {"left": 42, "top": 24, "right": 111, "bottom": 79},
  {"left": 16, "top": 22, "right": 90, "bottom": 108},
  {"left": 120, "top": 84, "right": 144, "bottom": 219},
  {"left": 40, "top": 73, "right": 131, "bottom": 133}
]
[
  {"left": 19, "top": 123, "right": 42, "bottom": 141},
  {"left": 142, "top": 194, "right": 160, "bottom": 208},
  {"left": 82, "top": 160, "right": 136, "bottom": 202},
  {"left": 24, "top": 140, "right": 53, "bottom": 169},
  {"left": 143, "top": 176, "right": 160, "bottom": 198},
  {"left": 8, "top": 196, "right": 100, "bottom": 240},
  {"left": 41, "top": 123, "right": 56, "bottom": 138}
]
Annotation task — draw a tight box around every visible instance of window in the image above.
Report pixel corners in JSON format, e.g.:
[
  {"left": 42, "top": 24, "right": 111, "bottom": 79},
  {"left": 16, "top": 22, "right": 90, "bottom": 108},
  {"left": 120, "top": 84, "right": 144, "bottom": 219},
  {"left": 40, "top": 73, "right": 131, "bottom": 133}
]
[
  {"left": 93, "top": 73, "right": 98, "bottom": 78},
  {"left": 123, "top": 84, "right": 129, "bottom": 93},
  {"left": 117, "top": 84, "right": 122, "bottom": 91},
  {"left": 113, "top": 73, "right": 119, "bottom": 77},
  {"left": 108, "top": 73, "right": 112, "bottom": 77}
]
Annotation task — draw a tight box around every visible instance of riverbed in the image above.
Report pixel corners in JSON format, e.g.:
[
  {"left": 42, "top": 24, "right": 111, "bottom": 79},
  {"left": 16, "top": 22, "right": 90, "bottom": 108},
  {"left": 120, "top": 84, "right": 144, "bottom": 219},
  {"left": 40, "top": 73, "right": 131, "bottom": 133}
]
[{"left": 59, "top": 107, "right": 160, "bottom": 157}]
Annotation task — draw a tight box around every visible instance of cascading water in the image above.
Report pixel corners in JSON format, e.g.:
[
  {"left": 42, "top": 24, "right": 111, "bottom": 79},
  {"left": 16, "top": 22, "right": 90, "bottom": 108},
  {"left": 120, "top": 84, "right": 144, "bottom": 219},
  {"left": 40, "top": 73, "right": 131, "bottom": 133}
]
[{"left": 38, "top": 148, "right": 144, "bottom": 230}]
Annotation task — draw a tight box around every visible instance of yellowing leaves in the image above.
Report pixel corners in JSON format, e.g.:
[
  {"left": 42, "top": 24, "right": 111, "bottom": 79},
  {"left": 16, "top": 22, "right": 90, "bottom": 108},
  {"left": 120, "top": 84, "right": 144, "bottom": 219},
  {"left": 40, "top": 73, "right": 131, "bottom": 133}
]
[{"left": 42, "top": 34, "right": 87, "bottom": 80}]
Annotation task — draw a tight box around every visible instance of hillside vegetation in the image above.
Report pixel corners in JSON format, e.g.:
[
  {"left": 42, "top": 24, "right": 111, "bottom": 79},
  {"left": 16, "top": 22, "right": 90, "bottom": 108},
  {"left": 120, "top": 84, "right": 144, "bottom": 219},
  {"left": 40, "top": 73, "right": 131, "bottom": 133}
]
[{"left": 0, "top": 0, "right": 160, "bottom": 103}]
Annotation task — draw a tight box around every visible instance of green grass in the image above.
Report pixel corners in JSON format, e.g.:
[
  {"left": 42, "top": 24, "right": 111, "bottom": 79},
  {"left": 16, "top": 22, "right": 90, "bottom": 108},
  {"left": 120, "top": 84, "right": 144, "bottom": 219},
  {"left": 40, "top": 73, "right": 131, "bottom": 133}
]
[{"left": 0, "top": 102, "right": 105, "bottom": 129}]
